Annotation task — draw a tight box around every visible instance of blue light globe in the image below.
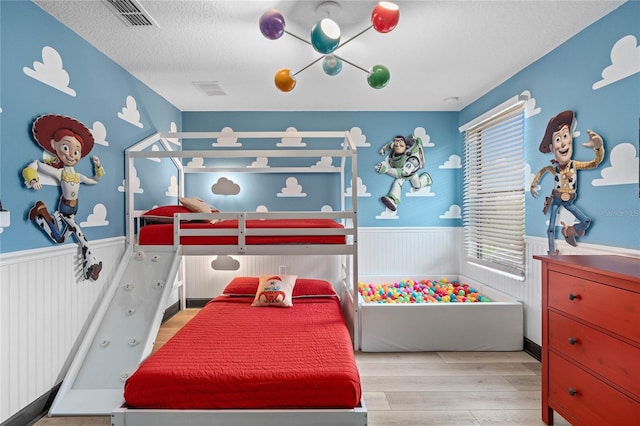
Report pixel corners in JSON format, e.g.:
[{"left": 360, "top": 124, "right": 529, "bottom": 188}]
[
  {"left": 322, "top": 55, "right": 342, "bottom": 76},
  {"left": 310, "top": 18, "right": 341, "bottom": 54}
]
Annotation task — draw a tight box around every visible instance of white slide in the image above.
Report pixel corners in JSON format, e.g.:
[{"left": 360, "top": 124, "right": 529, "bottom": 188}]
[{"left": 48, "top": 246, "right": 182, "bottom": 415}]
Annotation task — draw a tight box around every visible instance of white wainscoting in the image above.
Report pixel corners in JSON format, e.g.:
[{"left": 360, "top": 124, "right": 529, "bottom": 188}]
[
  {"left": 183, "top": 255, "right": 346, "bottom": 299},
  {"left": 0, "top": 238, "right": 125, "bottom": 423},
  {"left": 358, "top": 227, "right": 462, "bottom": 277},
  {"left": 461, "top": 236, "right": 640, "bottom": 346},
  {"left": 1, "top": 229, "right": 638, "bottom": 423}
]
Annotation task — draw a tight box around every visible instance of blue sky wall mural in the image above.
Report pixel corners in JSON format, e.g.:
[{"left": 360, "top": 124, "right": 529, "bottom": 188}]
[
  {"left": 0, "top": 1, "right": 181, "bottom": 253},
  {"left": 1, "top": 1, "right": 638, "bottom": 255},
  {"left": 180, "top": 111, "right": 461, "bottom": 228},
  {"left": 459, "top": 1, "right": 639, "bottom": 251}
]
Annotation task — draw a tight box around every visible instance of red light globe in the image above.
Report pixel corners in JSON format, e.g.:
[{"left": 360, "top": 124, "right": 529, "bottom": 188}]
[{"left": 371, "top": 1, "right": 399, "bottom": 33}]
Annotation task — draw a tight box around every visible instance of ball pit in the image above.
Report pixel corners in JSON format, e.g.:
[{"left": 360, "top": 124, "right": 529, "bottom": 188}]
[{"left": 358, "top": 278, "right": 492, "bottom": 304}]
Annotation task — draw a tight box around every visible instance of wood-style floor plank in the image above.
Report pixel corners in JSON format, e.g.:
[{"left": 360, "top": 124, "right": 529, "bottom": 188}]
[{"left": 32, "top": 309, "right": 568, "bottom": 426}]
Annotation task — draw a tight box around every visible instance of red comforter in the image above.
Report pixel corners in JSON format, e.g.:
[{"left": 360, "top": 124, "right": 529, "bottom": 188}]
[
  {"left": 138, "top": 218, "right": 346, "bottom": 246},
  {"left": 124, "top": 296, "right": 361, "bottom": 409}
]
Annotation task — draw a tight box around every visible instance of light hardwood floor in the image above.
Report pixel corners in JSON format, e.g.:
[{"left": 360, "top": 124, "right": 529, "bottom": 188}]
[{"left": 32, "top": 309, "right": 569, "bottom": 426}]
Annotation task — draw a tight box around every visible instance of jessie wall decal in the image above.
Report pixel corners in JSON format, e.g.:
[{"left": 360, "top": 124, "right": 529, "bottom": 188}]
[
  {"left": 22, "top": 114, "right": 105, "bottom": 280},
  {"left": 530, "top": 110, "right": 605, "bottom": 255}
]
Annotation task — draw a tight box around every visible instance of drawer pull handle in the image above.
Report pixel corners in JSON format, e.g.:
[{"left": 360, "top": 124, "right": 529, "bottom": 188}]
[
  {"left": 568, "top": 388, "right": 577, "bottom": 396},
  {"left": 568, "top": 293, "right": 578, "bottom": 301},
  {"left": 568, "top": 337, "right": 577, "bottom": 345}
]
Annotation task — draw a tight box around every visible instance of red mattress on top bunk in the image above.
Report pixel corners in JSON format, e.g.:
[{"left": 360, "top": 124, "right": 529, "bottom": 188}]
[
  {"left": 123, "top": 278, "right": 361, "bottom": 410},
  {"left": 138, "top": 218, "right": 346, "bottom": 245}
]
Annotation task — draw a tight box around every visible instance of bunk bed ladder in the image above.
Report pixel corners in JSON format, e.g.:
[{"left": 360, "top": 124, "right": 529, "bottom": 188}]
[{"left": 48, "top": 245, "right": 182, "bottom": 416}]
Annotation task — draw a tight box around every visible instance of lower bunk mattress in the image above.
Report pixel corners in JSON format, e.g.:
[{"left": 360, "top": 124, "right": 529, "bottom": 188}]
[
  {"left": 123, "top": 280, "right": 362, "bottom": 410},
  {"left": 358, "top": 276, "right": 524, "bottom": 352}
]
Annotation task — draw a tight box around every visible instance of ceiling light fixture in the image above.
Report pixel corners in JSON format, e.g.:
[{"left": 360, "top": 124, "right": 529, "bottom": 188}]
[{"left": 259, "top": 1, "right": 400, "bottom": 92}]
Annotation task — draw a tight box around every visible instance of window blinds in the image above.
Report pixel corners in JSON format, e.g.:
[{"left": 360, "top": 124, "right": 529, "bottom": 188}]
[{"left": 463, "top": 103, "right": 526, "bottom": 279}]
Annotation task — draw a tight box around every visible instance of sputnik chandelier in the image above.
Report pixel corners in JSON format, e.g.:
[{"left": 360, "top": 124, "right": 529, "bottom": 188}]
[{"left": 259, "top": 1, "right": 400, "bottom": 92}]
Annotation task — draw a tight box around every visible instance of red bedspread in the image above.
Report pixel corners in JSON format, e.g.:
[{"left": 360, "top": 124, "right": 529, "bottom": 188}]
[
  {"left": 138, "top": 218, "right": 346, "bottom": 246},
  {"left": 124, "top": 295, "right": 362, "bottom": 409}
]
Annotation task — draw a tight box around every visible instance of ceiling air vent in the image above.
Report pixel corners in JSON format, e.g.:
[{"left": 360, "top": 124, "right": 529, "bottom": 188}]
[
  {"left": 103, "top": 0, "right": 158, "bottom": 27},
  {"left": 193, "top": 81, "right": 227, "bottom": 96}
]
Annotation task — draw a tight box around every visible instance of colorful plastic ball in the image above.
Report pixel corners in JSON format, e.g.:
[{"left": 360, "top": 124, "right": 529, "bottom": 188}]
[
  {"left": 311, "top": 18, "right": 341, "bottom": 54},
  {"left": 274, "top": 68, "right": 296, "bottom": 92},
  {"left": 367, "top": 64, "right": 390, "bottom": 89},
  {"left": 259, "top": 9, "right": 285, "bottom": 40},
  {"left": 371, "top": 1, "right": 399, "bottom": 33}
]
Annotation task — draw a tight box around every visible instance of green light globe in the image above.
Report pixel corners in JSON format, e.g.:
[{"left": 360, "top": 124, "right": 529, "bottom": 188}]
[{"left": 367, "top": 64, "right": 390, "bottom": 89}]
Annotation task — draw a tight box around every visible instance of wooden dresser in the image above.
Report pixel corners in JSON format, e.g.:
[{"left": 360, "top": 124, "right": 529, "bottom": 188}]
[{"left": 534, "top": 255, "right": 640, "bottom": 425}]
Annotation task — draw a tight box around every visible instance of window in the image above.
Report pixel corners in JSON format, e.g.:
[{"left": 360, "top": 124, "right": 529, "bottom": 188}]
[{"left": 461, "top": 98, "right": 526, "bottom": 279}]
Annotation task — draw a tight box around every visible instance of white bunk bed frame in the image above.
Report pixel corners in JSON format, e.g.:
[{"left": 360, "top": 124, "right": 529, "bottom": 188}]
[{"left": 114, "top": 130, "right": 366, "bottom": 426}]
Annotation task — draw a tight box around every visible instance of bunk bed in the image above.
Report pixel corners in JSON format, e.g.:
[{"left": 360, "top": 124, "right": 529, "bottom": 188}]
[{"left": 112, "top": 130, "right": 365, "bottom": 425}]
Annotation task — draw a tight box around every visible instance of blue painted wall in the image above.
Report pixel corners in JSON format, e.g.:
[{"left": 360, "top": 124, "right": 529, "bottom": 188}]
[
  {"left": 459, "top": 1, "right": 639, "bottom": 251},
  {"left": 182, "top": 111, "right": 461, "bottom": 227},
  {"left": 1, "top": 1, "right": 638, "bottom": 254},
  {"left": 0, "top": 1, "right": 181, "bottom": 253}
]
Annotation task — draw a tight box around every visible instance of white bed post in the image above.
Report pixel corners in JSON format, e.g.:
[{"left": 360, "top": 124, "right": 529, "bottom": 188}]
[{"left": 346, "top": 132, "right": 360, "bottom": 350}]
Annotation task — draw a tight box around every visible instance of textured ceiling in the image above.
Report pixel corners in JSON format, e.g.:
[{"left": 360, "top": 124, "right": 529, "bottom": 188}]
[{"left": 35, "top": 0, "right": 624, "bottom": 111}]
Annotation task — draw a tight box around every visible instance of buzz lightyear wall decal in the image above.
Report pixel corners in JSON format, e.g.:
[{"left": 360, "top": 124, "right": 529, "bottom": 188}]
[
  {"left": 375, "top": 135, "right": 432, "bottom": 211},
  {"left": 530, "top": 110, "right": 605, "bottom": 255},
  {"left": 22, "top": 114, "right": 105, "bottom": 280}
]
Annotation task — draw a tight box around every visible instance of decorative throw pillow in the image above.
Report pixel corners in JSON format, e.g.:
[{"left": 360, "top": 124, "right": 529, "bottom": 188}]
[
  {"left": 178, "top": 196, "right": 220, "bottom": 223},
  {"left": 251, "top": 274, "right": 297, "bottom": 307},
  {"left": 292, "top": 278, "right": 337, "bottom": 298},
  {"left": 142, "top": 205, "right": 192, "bottom": 223}
]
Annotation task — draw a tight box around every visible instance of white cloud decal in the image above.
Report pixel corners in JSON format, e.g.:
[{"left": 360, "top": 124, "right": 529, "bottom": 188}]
[
  {"left": 439, "top": 154, "right": 462, "bottom": 169},
  {"left": 376, "top": 208, "right": 399, "bottom": 220},
  {"left": 23, "top": 46, "right": 76, "bottom": 96},
  {"left": 344, "top": 177, "right": 371, "bottom": 197},
  {"left": 593, "top": 35, "right": 640, "bottom": 90},
  {"left": 248, "top": 157, "right": 269, "bottom": 168},
  {"left": 413, "top": 127, "right": 434, "bottom": 147},
  {"left": 187, "top": 157, "right": 205, "bottom": 168},
  {"left": 80, "top": 203, "right": 109, "bottom": 227},
  {"left": 349, "top": 127, "right": 369, "bottom": 147},
  {"left": 118, "top": 166, "right": 143, "bottom": 193},
  {"left": 439, "top": 205, "right": 462, "bottom": 219},
  {"left": 592, "top": 142, "right": 639, "bottom": 186},
  {"left": 278, "top": 127, "right": 306, "bottom": 147},
  {"left": 277, "top": 177, "right": 306, "bottom": 197},
  {"left": 406, "top": 186, "right": 435, "bottom": 197},
  {"left": 91, "top": 121, "right": 109, "bottom": 147},
  {"left": 521, "top": 90, "right": 541, "bottom": 118},
  {"left": 166, "top": 121, "right": 181, "bottom": 146},
  {"left": 117, "top": 95, "right": 143, "bottom": 128},
  {"left": 311, "top": 157, "right": 338, "bottom": 170},
  {"left": 214, "top": 126, "right": 241, "bottom": 147},
  {"left": 166, "top": 176, "right": 179, "bottom": 197}
]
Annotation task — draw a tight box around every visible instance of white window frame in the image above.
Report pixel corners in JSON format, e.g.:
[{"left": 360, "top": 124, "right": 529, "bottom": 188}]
[{"left": 459, "top": 95, "right": 528, "bottom": 279}]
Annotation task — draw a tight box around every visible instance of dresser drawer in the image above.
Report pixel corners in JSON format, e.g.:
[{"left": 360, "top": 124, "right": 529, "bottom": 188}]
[
  {"left": 548, "top": 270, "right": 640, "bottom": 344},
  {"left": 549, "top": 352, "right": 640, "bottom": 425},
  {"left": 549, "top": 311, "right": 640, "bottom": 399}
]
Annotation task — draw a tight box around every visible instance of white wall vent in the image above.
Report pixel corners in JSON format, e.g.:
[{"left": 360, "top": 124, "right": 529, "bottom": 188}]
[
  {"left": 193, "top": 81, "right": 227, "bottom": 96},
  {"left": 103, "top": 0, "right": 158, "bottom": 27}
]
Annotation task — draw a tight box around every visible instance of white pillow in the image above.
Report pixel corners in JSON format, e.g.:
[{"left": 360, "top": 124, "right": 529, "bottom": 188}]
[
  {"left": 251, "top": 274, "right": 297, "bottom": 307},
  {"left": 178, "top": 197, "right": 220, "bottom": 223}
]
